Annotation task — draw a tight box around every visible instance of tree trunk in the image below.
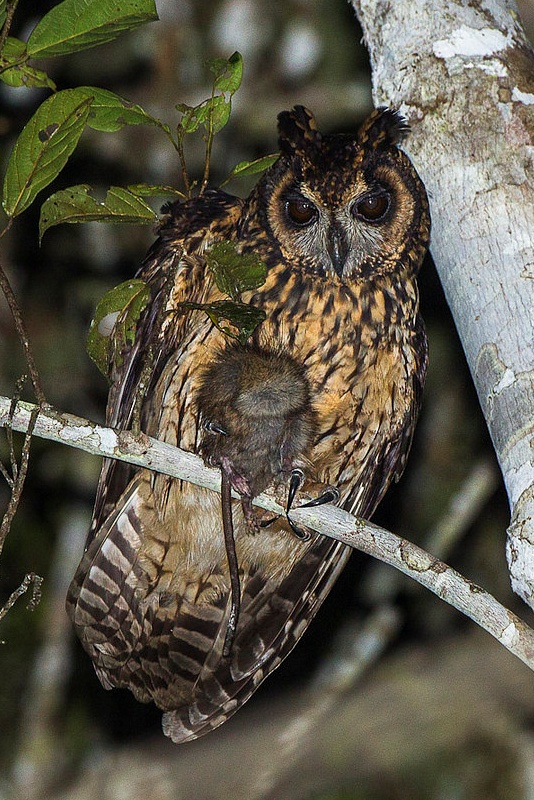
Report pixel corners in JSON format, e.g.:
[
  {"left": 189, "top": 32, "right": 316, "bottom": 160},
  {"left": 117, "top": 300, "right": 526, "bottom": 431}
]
[{"left": 351, "top": 0, "right": 534, "bottom": 609}]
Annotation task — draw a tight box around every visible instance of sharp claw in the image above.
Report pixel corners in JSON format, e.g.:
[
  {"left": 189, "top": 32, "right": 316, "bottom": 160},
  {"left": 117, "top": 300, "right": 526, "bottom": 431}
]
[
  {"left": 287, "top": 515, "right": 311, "bottom": 541},
  {"left": 287, "top": 468, "right": 305, "bottom": 513},
  {"left": 298, "top": 486, "right": 340, "bottom": 508},
  {"left": 259, "top": 514, "right": 281, "bottom": 529}
]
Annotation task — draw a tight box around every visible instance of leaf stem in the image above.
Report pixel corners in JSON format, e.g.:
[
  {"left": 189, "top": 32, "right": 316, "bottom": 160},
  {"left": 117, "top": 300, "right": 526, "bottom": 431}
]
[
  {"left": 0, "top": 0, "right": 20, "bottom": 54},
  {"left": 0, "top": 256, "right": 46, "bottom": 404},
  {"left": 200, "top": 86, "right": 216, "bottom": 195},
  {"left": 175, "top": 131, "right": 192, "bottom": 197}
]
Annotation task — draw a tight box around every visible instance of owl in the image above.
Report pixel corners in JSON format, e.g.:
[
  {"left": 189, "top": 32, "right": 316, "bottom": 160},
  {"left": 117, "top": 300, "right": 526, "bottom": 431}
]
[{"left": 66, "top": 106, "right": 430, "bottom": 743}]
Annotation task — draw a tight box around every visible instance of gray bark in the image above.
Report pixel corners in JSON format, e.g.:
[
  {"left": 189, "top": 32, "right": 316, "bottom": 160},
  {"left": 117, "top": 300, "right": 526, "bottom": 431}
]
[{"left": 351, "top": 0, "right": 534, "bottom": 608}]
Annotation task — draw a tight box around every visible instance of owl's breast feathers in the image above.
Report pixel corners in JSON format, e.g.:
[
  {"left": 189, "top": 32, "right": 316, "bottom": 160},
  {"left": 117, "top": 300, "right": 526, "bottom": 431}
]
[{"left": 243, "top": 254, "right": 427, "bottom": 516}]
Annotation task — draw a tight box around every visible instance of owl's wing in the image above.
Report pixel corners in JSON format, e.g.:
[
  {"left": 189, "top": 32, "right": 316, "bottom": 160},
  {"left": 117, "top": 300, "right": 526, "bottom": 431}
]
[
  {"left": 67, "top": 463, "right": 351, "bottom": 742},
  {"left": 88, "top": 190, "right": 244, "bottom": 542},
  {"left": 344, "top": 315, "right": 428, "bottom": 518},
  {"left": 88, "top": 245, "right": 180, "bottom": 544},
  {"left": 67, "top": 471, "right": 228, "bottom": 705},
  {"left": 162, "top": 534, "right": 352, "bottom": 743}
]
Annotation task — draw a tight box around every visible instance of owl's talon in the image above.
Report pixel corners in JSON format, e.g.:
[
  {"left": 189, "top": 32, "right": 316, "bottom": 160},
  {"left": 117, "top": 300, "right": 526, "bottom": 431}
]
[
  {"left": 287, "top": 515, "right": 312, "bottom": 541},
  {"left": 298, "top": 486, "right": 340, "bottom": 508},
  {"left": 259, "top": 514, "right": 281, "bottom": 529},
  {"left": 286, "top": 468, "right": 305, "bottom": 513},
  {"left": 285, "top": 481, "right": 339, "bottom": 541}
]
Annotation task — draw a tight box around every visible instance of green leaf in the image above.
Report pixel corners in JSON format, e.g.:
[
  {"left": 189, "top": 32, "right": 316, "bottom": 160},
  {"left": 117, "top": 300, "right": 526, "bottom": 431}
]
[
  {"left": 127, "top": 183, "right": 186, "bottom": 199},
  {"left": 206, "top": 241, "right": 267, "bottom": 301},
  {"left": 1, "top": 36, "right": 26, "bottom": 59},
  {"left": 3, "top": 90, "right": 93, "bottom": 218},
  {"left": 74, "top": 86, "right": 167, "bottom": 132},
  {"left": 177, "top": 100, "right": 212, "bottom": 134},
  {"left": 181, "top": 300, "right": 266, "bottom": 344},
  {"left": 176, "top": 85, "right": 234, "bottom": 136},
  {"left": 87, "top": 279, "right": 150, "bottom": 378},
  {"left": 0, "top": 38, "right": 56, "bottom": 89},
  {"left": 0, "top": 0, "right": 7, "bottom": 29},
  {"left": 27, "top": 0, "right": 158, "bottom": 59},
  {"left": 221, "top": 154, "right": 279, "bottom": 186},
  {"left": 176, "top": 52, "right": 242, "bottom": 139},
  {"left": 211, "top": 52, "right": 243, "bottom": 94},
  {"left": 209, "top": 95, "right": 231, "bottom": 133},
  {"left": 39, "top": 184, "right": 157, "bottom": 239}
]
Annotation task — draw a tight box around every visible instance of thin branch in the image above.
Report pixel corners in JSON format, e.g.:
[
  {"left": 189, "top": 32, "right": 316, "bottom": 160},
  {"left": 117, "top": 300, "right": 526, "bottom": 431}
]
[
  {"left": 0, "top": 260, "right": 46, "bottom": 404},
  {"left": 0, "top": 400, "right": 39, "bottom": 556},
  {"left": 363, "top": 456, "right": 500, "bottom": 604},
  {"left": 1, "top": 393, "right": 533, "bottom": 669},
  {"left": 175, "top": 129, "right": 192, "bottom": 198},
  {"left": 200, "top": 84, "right": 217, "bottom": 195},
  {"left": 0, "top": 572, "right": 43, "bottom": 628},
  {"left": 0, "top": 0, "right": 21, "bottom": 54}
]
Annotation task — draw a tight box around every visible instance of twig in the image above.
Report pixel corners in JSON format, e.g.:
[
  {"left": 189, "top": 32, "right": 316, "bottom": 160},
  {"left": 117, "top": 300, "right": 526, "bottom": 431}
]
[
  {"left": 1, "top": 394, "right": 533, "bottom": 670},
  {"left": 5, "top": 376, "right": 29, "bottom": 485},
  {"left": 0, "top": 572, "right": 43, "bottom": 627},
  {"left": 0, "top": 400, "right": 39, "bottom": 555},
  {"left": 363, "top": 456, "right": 500, "bottom": 604},
  {"left": 0, "top": 260, "right": 46, "bottom": 404},
  {"left": 0, "top": 0, "right": 21, "bottom": 54},
  {"left": 175, "top": 130, "right": 192, "bottom": 198},
  {"left": 200, "top": 85, "right": 217, "bottom": 194}
]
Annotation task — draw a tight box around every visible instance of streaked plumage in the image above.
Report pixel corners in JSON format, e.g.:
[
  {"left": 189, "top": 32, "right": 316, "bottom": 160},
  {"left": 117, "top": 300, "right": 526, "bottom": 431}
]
[{"left": 67, "top": 106, "right": 430, "bottom": 743}]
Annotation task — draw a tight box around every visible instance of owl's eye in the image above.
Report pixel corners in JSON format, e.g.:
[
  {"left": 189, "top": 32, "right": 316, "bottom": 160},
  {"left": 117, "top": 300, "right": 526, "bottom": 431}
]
[
  {"left": 353, "top": 190, "right": 390, "bottom": 222},
  {"left": 285, "top": 197, "right": 317, "bottom": 226}
]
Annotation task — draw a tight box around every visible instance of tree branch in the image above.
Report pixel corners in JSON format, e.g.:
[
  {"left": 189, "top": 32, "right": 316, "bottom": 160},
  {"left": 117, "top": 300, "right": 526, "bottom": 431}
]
[
  {"left": 0, "top": 261, "right": 46, "bottom": 405},
  {"left": 1, "top": 393, "right": 533, "bottom": 670},
  {"left": 351, "top": 0, "right": 534, "bottom": 610}
]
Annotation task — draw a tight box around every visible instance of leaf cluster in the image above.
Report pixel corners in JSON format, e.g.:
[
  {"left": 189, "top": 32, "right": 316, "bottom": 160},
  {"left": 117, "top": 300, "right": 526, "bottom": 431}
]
[
  {"left": 0, "top": 1, "right": 278, "bottom": 373},
  {"left": 0, "top": 4, "right": 277, "bottom": 232}
]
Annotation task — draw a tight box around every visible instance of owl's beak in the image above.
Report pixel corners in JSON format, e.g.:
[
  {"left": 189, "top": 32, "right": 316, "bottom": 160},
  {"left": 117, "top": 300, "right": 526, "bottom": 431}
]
[{"left": 327, "top": 224, "right": 349, "bottom": 278}]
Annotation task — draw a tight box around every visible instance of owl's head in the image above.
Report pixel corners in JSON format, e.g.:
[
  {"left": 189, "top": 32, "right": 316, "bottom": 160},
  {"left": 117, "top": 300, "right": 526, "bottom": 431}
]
[{"left": 249, "top": 106, "right": 430, "bottom": 283}]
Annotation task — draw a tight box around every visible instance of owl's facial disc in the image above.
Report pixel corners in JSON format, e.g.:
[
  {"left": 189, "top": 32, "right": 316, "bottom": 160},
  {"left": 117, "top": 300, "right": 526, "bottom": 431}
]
[{"left": 278, "top": 184, "right": 394, "bottom": 281}]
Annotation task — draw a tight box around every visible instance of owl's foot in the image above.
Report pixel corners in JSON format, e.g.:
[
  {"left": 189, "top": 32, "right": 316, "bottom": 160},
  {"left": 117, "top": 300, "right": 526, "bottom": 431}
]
[
  {"left": 255, "top": 471, "right": 339, "bottom": 540},
  {"left": 285, "top": 468, "right": 340, "bottom": 539}
]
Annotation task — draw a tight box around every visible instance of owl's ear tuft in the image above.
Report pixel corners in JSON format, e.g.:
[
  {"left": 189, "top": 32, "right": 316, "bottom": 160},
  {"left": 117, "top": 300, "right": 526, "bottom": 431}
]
[
  {"left": 277, "top": 106, "right": 322, "bottom": 156},
  {"left": 358, "top": 108, "right": 409, "bottom": 149}
]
